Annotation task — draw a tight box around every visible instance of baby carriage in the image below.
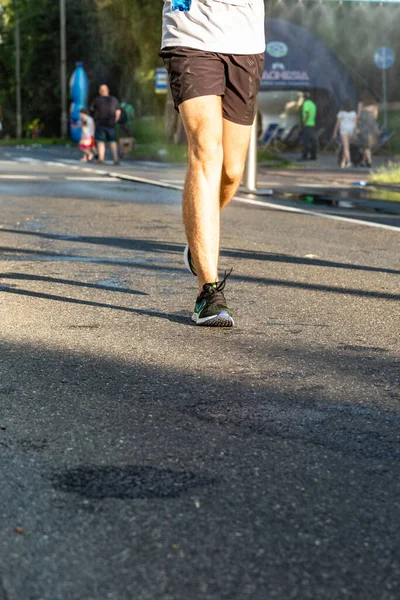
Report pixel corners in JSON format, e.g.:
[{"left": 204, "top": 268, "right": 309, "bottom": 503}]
[{"left": 337, "top": 137, "right": 363, "bottom": 167}]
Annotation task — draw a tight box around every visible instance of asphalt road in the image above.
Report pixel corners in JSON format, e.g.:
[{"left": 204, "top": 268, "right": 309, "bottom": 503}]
[{"left": 0, "top": 152, "right": 399, "bottom": 600}]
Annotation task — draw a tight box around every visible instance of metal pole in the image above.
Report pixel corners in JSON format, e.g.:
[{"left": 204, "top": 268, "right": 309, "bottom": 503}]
[
  {"left": 382, "top": 66, "right": 388, "bottom": 131},
  {"left": 15, "top": 0, "right": 22, "bottom": 139},
  {"left": 243, "top": 111, "right": 258, "bottom": 193},
  {"left": 60, "top": 0, "right": 68, "bottom": 139}
]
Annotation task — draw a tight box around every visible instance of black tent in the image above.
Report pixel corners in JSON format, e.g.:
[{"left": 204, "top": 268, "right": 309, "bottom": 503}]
[
  {"left": 262, "top": 19, "right": 357, "bottom": 104},
  {"left": 261, "top": 19, "right": 357, "bottom": 138}
]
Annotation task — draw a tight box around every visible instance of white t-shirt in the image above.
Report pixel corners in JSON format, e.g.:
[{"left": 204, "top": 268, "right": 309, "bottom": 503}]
[
  {"left": 81, "top": 115, "right": 95, "bottom": 138},
  {"left": 337, "top": 111, "right": 357, "bottom": 135},
  {"left": 161, "top": 0, "right": 265, "bottom": 55}
]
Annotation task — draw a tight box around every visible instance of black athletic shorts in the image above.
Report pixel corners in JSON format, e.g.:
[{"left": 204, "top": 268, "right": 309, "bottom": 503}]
[
  {"left": 95, "top": 125, "right": 117, "bottom": 143},
  {"left": 159, "top": 46, "right": 264, "bottom": 126}
]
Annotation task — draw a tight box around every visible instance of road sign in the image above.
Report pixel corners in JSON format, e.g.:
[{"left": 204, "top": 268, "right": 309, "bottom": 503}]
[
  {"left": 373, "top": 48, "right": 395, "bottom": 131},
  {"left": 155, "top": 67, "right": 168, "bottom": 95},
  {"left": 374, "top": 47, "right": 395, "bottom": 70}
]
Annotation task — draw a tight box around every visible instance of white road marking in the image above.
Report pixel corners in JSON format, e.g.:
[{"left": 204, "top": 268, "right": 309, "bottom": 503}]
[
  {"left": 7, "top": 156, "right": 398, "bottom": 232},
  {"left": 106, "top": 172, "right": 400, "bottom": 232},
  {"left": 161, "top": 178, "right": 186, "bottom": 184},
  {"left": 0, "top": 174, "right": 50, "bottom": 180},
  {"left": 65, "top": 176, "right": 120, "bottom": 182},
  {"left": 13, "top": 157, "right": 41, "bottom": 164},
  {"left": 233, "top": 195, "right": 400, "bottom": 232},
  {"left": 108, "top": 171, "right": 184, "bottom": 191}
]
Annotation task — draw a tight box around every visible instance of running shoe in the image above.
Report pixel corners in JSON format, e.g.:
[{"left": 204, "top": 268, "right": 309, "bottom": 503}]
[
  {"left": 192, "top": 272, "right": 234, "bottom": 327},
  {"left": 183, "top": 244, "right": 197, "bottom": 276}
]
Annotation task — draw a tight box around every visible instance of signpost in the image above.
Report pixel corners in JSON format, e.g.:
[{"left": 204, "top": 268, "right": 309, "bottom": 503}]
[
  {"left": 155, "top": 67, "right": 168, "bottom": 95},
  {"left": 374, "top": 46, "right": 395, "bottom": 130}
]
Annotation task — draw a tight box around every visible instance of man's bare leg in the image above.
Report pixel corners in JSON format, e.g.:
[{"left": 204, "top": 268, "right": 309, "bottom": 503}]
[
  {"left": 110, "top": 141, "right": 119, "bottom": 163},
  {"left": 179, "top": 96, "right": 224, "bottom": 291},
  {"left": 97, "top": 141, "right": 106, "bottom": 162},
  {"left": 220, "top": 119, "right": 253, "bottom": 210}
]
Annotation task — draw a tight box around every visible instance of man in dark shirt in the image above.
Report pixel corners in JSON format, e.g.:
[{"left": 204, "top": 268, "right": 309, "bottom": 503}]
[{"left": 91, "top": 84, "right": 121, "bottom": 164}]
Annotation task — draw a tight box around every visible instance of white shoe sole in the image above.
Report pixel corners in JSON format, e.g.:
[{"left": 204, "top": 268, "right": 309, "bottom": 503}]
[{"left": 192, "top": 311, "right": 234, "bottom": 327}]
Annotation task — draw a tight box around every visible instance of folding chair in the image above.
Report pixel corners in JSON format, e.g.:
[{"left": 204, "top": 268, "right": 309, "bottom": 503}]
[
  {"left": 260, "top": 123, "right": 279, "bottom": 148},
  {"left": 373, "top": 130, "right": 395, "bottom": 154},
  {"left": 281, "top": 124, "right": 301, "bottom": 149}
]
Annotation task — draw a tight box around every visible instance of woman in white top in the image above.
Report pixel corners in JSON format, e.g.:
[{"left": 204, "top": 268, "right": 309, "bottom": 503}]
[{"left": 332, "top": 99, "right": 357, "bottom": 168}]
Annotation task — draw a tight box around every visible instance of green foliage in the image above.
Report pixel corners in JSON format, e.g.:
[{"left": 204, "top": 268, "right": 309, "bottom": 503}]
[
  {"left": 385, "top": 110, "right": 400, "bottom": 156},
  {"left": 0, "top": 0, "right": 164, "bottom": 137},
  {"left": 369, "top": 162, "right": 400, "bottom": 185},
  {"left": 0, "top": 137, "right": 67, "bottom": 146}
]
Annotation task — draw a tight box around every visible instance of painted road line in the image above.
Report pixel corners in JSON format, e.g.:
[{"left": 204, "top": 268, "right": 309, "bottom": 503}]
[
  {"left": 233, "top": 195, "right": 400, "bottom": 232},
  {"left": 21, "top": 157, "right": 400, "bottom": 232},
  {"left": 108, "top": 171, "right": 400, "bottom": 232},
  {"left": 108, "top": 171, "right": 184, "bottom": 191},
  {"left": 0, "top": 174, "right": 50, "bottom": 180},
  {"left": 65, "top": 176, "right": 120, "bottom": 182},
  {"left": 13, "top": 157, "right": 41, "bottom": 164},
  {"left": 45, "top": 161, "right": 69, "bottom": 168}
]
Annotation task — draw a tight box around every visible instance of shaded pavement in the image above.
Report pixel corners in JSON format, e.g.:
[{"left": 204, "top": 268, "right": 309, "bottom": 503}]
[{"left": 0, "top": 152, "right": 399, "bottom": 600}]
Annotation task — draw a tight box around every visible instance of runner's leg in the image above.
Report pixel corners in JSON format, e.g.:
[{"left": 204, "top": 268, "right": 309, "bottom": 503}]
[
  {"left": 220, "top": 119, "right": 253, "bottom": 209},
  {"left": 179, "top": 95, "right": 224, "bottom": 291}
]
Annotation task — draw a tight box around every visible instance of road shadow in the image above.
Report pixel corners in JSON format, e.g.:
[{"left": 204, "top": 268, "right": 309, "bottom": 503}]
[
  {"left": 1, "top": 338, "right": 399, "bottom": 599},
  {"left": 0, "top": 285, "right": 188, "bottom": 324},
  {"left": 1, "top": 249, "right": 398, "bottom": 302},
  {"left": 53, "top": 465, "right": 214, "bottom": 500},
  {"left": 1, "top": 229, "right": 398, "bottom": 275},
  {"left": 1, "top": 273, "right": 147, "bottom": 296}
]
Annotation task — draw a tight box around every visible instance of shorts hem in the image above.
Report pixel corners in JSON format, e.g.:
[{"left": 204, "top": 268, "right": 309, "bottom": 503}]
[
  {"left": 176, "top": 91, "right": 224, "bottom": 112},
  {"left": 222, "top": 113, "right": 254, "bottom": 127}
]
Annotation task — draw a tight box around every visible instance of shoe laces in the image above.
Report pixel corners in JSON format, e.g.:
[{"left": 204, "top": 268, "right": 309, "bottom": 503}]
[{"left": 201, "top": 269, "right": 233, "bottom": 302}]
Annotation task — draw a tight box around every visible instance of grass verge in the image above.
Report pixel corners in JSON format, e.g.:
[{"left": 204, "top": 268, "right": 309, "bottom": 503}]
[
  {"left": 0, "top": 137, "right": 65, "bottom": 147},
  {"left": 369, "top": 162, "right": 400, "bottom": 185}
]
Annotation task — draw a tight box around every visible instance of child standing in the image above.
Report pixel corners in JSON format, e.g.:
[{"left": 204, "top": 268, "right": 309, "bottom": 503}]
[{"left": 79, "top": 108, "right": 96, "bottom": 162}]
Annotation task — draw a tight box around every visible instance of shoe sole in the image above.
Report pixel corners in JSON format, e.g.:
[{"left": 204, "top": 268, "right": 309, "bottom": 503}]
[
  {"left": 183, "top": 245, "right": 197, "bottom": 277},
  {"left": 192, "top": 311, "right": 234, "bottom": 327}
]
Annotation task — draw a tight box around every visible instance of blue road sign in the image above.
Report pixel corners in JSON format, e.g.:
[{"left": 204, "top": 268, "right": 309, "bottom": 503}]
[
  {"left": 155, "top": 67, "right": 168, "bottom": 94},
  {"left": 374, "top": 47, "right": 395, "bottom": 70}
]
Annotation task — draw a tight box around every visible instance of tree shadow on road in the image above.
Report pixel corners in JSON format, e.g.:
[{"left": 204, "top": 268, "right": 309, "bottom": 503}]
[
  {"left": 1, "top": 338, "right": 399, "bottom": 599},
  {"left": 1, "top": 247, "right": 398, "bottom": 302},
  {"left": 1, "top": 273, "right": 147, "bottom": 296},
  {"left": 0, "top": 285, "right": 188, "bottom": 324},
  {"left": 1, "top": 228, "right": 398, "bottom": 275}
]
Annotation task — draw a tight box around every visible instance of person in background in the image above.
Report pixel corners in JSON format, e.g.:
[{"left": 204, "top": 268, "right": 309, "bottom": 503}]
[
  {"left": 299, "top": 91, "right": 317, "bottom": 161},
  {"left": 0, "top": 104, "right": 3, "bottom": 137},
  {"left": 78, "top": 108, "right": 96, "bottom": 162},
  {"left": 118, "top": 101, "right": 135, "bottom": 159},
  {"left": 332, "top": 99, "right": 357, "bottom": 168},
  {"left": 91, "top": 84, "right": 121, "bottom": 165},
  {"left": 357, "top": 90, "right": 379, "bottom": 169}
]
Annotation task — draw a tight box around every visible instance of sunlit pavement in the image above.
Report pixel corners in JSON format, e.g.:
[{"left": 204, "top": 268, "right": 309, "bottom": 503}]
[{"left": 0, "top": 151, "right": 399, "bottom": 600}]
